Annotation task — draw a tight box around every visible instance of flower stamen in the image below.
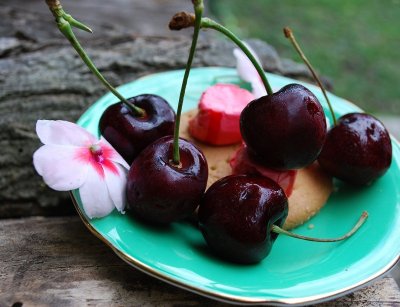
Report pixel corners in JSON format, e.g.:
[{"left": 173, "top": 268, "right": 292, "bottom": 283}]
[{"left": 90, "top": 144, "right": 104, "bottom": 163}]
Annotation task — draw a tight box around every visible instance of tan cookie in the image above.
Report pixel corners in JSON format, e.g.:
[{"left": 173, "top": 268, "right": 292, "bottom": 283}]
[{"left": 180, "top": 110, "right": 333, "bottom": 230}]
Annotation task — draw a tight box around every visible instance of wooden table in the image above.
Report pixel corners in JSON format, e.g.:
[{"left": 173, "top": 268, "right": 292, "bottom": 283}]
[
  {"left": 0, "top": 216, "right": 399, "bottom": 306},
  {"left": 1, "top": 1, "right": 399, "bottom": 306}
]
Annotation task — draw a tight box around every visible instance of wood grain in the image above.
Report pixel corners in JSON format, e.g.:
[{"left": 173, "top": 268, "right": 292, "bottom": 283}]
[
  {"left": 0, "top": 217, "right": 399, "bottom": 306},
  {"left": 0, "top": 4, "right": 316, "bottom": 218},
  {"left": 1, "top": 2, "right": 398, "bottom": 305}
]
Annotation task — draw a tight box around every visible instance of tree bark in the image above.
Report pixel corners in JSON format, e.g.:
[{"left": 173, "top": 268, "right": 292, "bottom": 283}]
[{"left": 0, "top": 5, "right": 316, "bottom": 218}]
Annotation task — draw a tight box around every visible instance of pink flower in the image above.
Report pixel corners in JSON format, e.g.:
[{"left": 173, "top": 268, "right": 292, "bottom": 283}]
[{"left": 33, "top": 120, "right": 129, "bottom": 219}]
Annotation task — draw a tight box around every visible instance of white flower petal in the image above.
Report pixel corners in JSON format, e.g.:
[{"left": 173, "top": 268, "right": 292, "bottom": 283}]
[
  {"left": 33, "top": 145, "right": 89, "bottom": 191},
  {"left": 233, "top": 44, "right": 268, "bottom": 98},
  {"left": 233, "top": 43, "right": 263, "bottom": 83},
  {"left": 99, "top": 137, "right": 130, "bottom": 169},
  {"left": 104, "top": 163, "right": 127, "bottom": 213},
  {"left": 326, "top": 116, "right": 331, "bottom": 130},
  {"left": 250, "top": 79, "right": 267, "bottom": 99},
  {"left": 79, "top": 166, "right": 115, "bottom": 219},
  {"left": 36, "top": 120, "right": 96, "bottom": 147}
]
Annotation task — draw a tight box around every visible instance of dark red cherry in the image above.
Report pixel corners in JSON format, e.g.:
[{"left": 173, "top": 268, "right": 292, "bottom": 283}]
[
  {"left": 99, "top": 94, "right": 175, "bottom": 164},
  {"left": 126, "top": 136, "right": 208, "bottom": 224},
  {"left": 318, "top": 113, "right": 392, "bottom": 185},
  {"left": 240, "top": 83, "right": 327, "bottom": 170},
  {"left": 198, "top": 175, "right": 288, "bottom": 264}
]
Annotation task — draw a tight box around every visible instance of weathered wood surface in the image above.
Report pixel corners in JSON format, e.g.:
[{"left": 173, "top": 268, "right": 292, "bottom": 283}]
[
  {"left": 0, "top": 4, "right": 315, "bottom": 218},
  {"left": 0, "top": 216, "right": 398, "bottom": 307},
  {"left": 1, "top": 2, "right": 399, "bottom": 306}
]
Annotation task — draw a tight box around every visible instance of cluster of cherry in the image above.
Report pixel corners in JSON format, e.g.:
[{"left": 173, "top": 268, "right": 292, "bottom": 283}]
[{"left": 40, "top": 0, "right": 391, "bottom": 263}]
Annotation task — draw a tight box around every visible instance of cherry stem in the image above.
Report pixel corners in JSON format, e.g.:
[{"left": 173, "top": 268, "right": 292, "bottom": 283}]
[
  {"left": 171, "top": 1, "right": 204, "bottom": 165},
  {"left": 272, "top": 211, "right": 368, "bottom": 242},
  {"left": 168, "top": 13, "right": 273, "bottom": 96},
  {"left": 201, "top": 18, "right": 273, "bottom": 96},
  {"left": 283, "top": 27, "right": 337, "bottom": 125},
  {"left": 45, "top": 0, "right": 146, "bottom": 117}
]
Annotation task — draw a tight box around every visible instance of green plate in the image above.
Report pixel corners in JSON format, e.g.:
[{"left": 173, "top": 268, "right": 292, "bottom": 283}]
[{"left": 72, "top": 67, "right": 400, "bottom": 305}]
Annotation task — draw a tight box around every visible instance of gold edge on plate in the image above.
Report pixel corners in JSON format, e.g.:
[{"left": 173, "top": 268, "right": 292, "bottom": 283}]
[
  {"left": 69, "top": 192, "right": 400, "bottom": 306},
  {"left": 70, "top": 67, "right": 400, "bottom": 305}
]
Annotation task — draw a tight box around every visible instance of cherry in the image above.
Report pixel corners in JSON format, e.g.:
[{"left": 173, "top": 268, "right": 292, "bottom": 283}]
[
  {"left": 240, "top": 84, "right": 327, "bottom": 170},
  {"left": 44, "top": 1, "right": 176, "bottom": 166},
  {"left": 125, "top": 0, "right": 207, "bottom": 224},
  {"left": 99, "top": 94, "right": 175, "bottom": 164},
  {"left": 198, "top": 174, "right": 368, "bottom": 264},
  {"left": 283, "top": 27, "right": 392, "bottom": 185},
  {"left": 318, "top": 113, "right": 392, "bottom": 185},
  {"left": 198, "top": 174, "right": 288, "bottom": 264},
  {"left": 126, "top": 136, "right": 208, "bottom": 224},
  {"left": 170, "top": 11, "right": 328, "bottom": 170}
]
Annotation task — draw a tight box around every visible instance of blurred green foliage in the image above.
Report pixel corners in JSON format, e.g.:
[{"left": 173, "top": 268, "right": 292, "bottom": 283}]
[{"left": 209, "top": 0, "right": 400, "bottom": 114}]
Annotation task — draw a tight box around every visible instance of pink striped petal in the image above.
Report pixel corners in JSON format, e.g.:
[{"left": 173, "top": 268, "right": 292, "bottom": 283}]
[
  {"left": 36, "top": 120, "right": 96, "bottom": 147},
  {"left": 104, "top": 163, "right": 127, "bottom": 213},
  {"left": 33, "top": 145, "right": 89, "bottom": 191},
  {"left": 99, "top": 137, "right": 129, "bottom": 169},
  {"left": 79, "top": 166, "right": 115, "bottom": 219}
]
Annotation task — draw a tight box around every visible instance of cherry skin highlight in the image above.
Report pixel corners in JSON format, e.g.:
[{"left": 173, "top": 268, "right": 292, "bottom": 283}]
[
  {"left": 198, "top": 174, "right": 288, "bottom": 264},
  {"left": 240, "top": 83, "right": 327, "bottom": 170},
  {"left": 99, "top": 94, "right": 175, "bottom": 164},
  {"left": 126, "top": 136, "right": 208, "bottom": 224},
  {"left": 318, "top": 113, "right": 392, "bottom": 185}
]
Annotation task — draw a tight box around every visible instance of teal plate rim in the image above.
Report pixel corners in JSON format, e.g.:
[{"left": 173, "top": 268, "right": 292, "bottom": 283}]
[{"left": 71, "top": 67, "right": 400, "bottom": 306}]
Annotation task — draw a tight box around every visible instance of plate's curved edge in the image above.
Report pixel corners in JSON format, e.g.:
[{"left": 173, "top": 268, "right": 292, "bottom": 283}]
[
  {"left": 69, "top": 191, "right": 400, "bottom": 306},
  {"left": 72, "top": 67, "right": 400, "bottom": 305}
]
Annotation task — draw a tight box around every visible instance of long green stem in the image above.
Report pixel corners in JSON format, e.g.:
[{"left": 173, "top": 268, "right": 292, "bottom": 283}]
[
  {"left": 171, "top": 1, "right": 204, "bottom": 165},
  {"left": 45, "top": 1, "right": 145, "bottom": 117},
  {"left": 284, "top": 27, "right": 337, "bottom": 125},
  {"left": 272, "top": 211, "right": 368, "bottom": 242},
  {"left": 168, "top": 13, "right": 273, "bottom": 96},
  {"left": 201, "top": 18, "right": 273, "bottom": 96}
]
